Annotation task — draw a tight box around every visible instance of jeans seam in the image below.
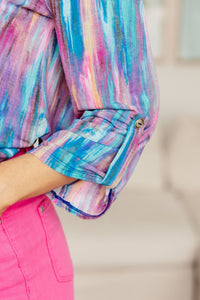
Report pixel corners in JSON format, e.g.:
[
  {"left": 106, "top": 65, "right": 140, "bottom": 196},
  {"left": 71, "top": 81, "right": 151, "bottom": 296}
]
[
  {"left": 37, "top": 203, "right": 74, "bottom": 282},
  {"left": 1, "top": 222, "right": 30, "bottom": 299}
]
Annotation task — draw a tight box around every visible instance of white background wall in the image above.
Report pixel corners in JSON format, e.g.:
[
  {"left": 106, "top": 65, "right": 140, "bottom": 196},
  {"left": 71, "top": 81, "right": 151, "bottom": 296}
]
[
  {"left": 147, "top": 0, "right": 200, "bottom": 122},
  {"left": 157, "top": 64, "right": 200, "bottom": 120}
]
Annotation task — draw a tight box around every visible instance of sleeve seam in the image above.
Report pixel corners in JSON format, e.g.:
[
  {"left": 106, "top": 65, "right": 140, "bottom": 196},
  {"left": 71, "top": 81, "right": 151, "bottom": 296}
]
[{"left": 44, "top": 0, "right": 51, "bottom": 14}]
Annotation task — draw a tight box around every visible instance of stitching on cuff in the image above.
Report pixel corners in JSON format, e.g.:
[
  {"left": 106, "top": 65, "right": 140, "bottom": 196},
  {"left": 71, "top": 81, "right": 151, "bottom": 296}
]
[{"left": 30, "top": 149, "right": 106, "bottom": 181}]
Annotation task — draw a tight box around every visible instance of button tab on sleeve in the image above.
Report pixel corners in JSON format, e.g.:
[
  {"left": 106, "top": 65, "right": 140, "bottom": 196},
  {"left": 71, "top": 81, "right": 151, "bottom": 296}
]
[{"left": 134, "top": 118, "right": 145, "bottom": 129}]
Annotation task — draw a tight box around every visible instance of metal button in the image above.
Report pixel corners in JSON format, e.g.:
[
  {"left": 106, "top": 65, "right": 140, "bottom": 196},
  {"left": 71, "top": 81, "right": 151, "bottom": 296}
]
[
  {"left": 135, "top": 118, "right": 145, "bottom": 129},
  {"left": 40, "top": 205, "right": 45, "bottom": 213}
]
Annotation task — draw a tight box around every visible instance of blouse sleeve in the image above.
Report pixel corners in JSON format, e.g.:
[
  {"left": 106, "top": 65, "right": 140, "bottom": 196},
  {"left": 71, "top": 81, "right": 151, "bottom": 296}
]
[{"left": 28, "top": 0, "right": 160, "bottom": 219}]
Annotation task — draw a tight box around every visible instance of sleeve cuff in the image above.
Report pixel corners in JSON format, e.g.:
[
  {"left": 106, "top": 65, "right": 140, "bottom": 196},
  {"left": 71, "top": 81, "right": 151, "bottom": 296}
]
[{"left": 26, "top": 109, "right": 148, "bottom": 219}]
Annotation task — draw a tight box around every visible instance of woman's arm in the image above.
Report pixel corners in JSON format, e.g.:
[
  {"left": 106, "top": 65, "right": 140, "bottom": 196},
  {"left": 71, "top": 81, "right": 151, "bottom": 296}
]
[
  {"left": 0, "top": 153, "right": 76, "bottom": 215},
  {"left": 0, "top": 0, "right": 159, "bottom": 219}
]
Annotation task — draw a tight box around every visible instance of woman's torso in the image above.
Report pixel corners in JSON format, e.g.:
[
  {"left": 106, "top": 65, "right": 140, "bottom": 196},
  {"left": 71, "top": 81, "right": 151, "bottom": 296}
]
[{"left": 0, "top": 0, "right": 76, "bottom": 161}]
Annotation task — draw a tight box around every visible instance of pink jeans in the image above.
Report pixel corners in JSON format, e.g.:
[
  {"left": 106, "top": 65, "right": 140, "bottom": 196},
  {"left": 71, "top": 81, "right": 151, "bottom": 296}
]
[{"left": 0, "top": 147, "right": 74, "bottom": 299}]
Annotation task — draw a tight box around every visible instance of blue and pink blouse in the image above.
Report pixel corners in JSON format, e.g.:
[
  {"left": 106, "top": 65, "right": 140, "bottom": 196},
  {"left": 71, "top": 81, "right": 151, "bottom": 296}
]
[{"left": 0, "top": 0, "right": 160, "bottom": 219}]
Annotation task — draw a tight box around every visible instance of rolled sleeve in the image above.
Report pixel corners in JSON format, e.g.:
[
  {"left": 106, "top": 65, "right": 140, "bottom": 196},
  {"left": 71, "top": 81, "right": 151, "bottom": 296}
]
[
  {"left": 29, "top": 109, "right": 147, "bottom": 187},
  {"left": 27, "top": 0, "right": 159, "bottom": 219}
]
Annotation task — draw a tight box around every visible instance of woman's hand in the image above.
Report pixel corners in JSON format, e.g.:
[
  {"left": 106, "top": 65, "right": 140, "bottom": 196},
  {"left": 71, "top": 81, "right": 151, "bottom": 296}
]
[{"left": 0, "top": 153, "right": 76, "bottom": 213}]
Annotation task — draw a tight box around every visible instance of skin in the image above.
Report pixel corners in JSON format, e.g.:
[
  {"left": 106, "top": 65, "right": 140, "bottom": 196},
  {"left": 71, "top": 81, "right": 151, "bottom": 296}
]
[{"left": 0, "top": 153, "right": 76, "bottom": 216}]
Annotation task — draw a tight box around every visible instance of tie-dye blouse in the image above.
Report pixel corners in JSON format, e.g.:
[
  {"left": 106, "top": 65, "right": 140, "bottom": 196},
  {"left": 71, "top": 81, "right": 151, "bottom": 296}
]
[{"left": 0, "top": 0, "right": 159, "bottom": 219}]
